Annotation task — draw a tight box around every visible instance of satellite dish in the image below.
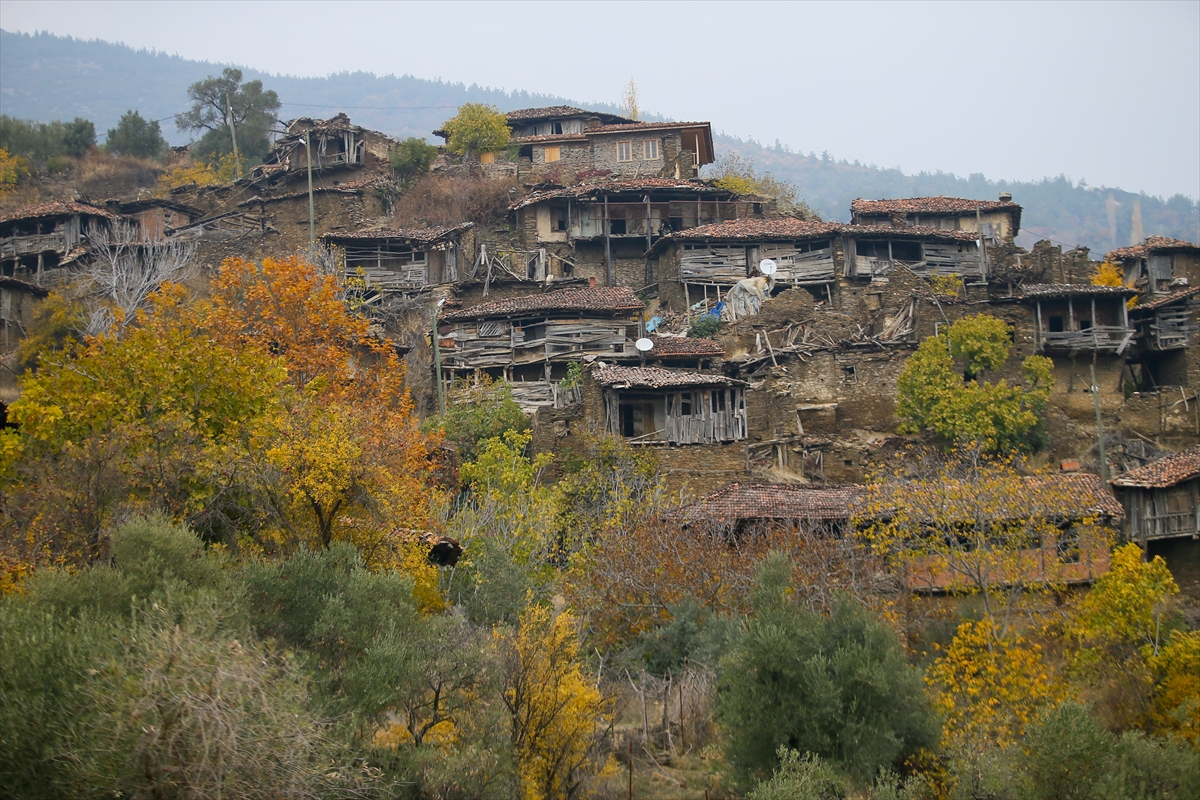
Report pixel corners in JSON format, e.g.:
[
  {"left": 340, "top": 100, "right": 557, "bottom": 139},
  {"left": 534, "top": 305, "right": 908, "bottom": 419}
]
[
  {"left": 635, "top": 337, "right": 655, "bottom": 352},
  {"left": 759, "top": 258, "right": 778, "bottom": 276}
]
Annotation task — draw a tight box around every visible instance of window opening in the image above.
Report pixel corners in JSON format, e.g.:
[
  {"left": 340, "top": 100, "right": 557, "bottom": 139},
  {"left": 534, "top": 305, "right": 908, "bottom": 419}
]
[
  {"left": 617, "top": 141, "right": 633, "bottom": 162},
  {"left": 644, "top": 139, "right": 659, "bottom": 160}
]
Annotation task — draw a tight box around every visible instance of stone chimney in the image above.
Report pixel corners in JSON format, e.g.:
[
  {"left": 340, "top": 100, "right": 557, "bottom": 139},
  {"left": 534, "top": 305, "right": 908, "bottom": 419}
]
[{"left": 999, "top": 192, "right": 1013, "bottom": 202}]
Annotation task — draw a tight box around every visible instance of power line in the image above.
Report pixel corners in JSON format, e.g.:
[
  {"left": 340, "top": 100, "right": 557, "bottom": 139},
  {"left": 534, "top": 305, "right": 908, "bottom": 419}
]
[{"left": 280, "top": 102, "right": 459, "bottom": 111}]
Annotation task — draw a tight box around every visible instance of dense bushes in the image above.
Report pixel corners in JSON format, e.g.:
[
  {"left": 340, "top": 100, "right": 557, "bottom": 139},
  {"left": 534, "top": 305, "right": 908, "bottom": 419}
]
[{"left": 716, "top": 554, "right": 938, "bottom": 786}]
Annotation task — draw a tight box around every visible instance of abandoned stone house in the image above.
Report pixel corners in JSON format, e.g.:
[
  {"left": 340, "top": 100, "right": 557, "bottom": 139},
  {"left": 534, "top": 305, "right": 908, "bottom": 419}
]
[
  {"left": 322, "top": 223, "right": 474, "bottom": 293},
  {"left": 438, "top": 285, "right": 645, "bottom": 408},
  {"left": 108, "top": 198, "right": 201, "bottom": 242},
  {"left": 0, "top": 200, "right": 120, "bottom": 281},
  {"left": 1019, "top": 283, "right": 1138, "bottom": 355},
  {"left": 437, "top": 106, "right": 714, "bottom": 181},
  {"left": 670, "top": 473, "right": 1120, "bottom": 591},
  {"left": 585, "top": 363, "right": 748, "bottom": 446},
  {"left": 508, "top": 178, "right": 760, "bottom": 289},
  {"left": 1128, "top": 287, "right": 1200, "bottom": 390},
  {"left": 850, "top": 195, "right": 1022, "bottom": 245},
  {"left": 645, "top": 217, "right": 985, "bottom": 315},
  {"left": 671, "top": 481, "right": 863, "bottom": 537},
  {"left": 1112, "top": 444, "right": 1200, "bottom": 544},
  {"left": 1107, "top": 236, "right": 1200, "bottom": 295},
  {"left": 249, "top": 113, "right": 395, "bottom": 191},
  {"left": 1110, "top": 445, "right": 1200, "bottom": 599}
]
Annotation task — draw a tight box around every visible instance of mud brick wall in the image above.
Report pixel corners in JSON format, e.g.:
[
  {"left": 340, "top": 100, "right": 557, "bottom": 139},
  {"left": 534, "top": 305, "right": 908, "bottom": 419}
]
[{"left": 655, "top": 443, "right": 749, "bottom": 501}]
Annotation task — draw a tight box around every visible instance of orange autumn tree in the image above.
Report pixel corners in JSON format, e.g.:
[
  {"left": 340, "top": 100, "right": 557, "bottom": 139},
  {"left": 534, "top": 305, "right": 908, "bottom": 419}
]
[
  {"left": 206, "top": 256, "right": 443, "bottom": 582},
  {"left": 1, "top": 284, "right": 285, "bottom": 577}
]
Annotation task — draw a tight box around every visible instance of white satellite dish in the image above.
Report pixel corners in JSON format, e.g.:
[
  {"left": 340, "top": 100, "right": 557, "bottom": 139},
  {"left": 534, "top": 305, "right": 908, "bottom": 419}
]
[
  {"left": 635, "top": 337, "right": 655, "bottom": 352},
  {"left": 759, "top": 258, "right": 778, "bottom": 276}
]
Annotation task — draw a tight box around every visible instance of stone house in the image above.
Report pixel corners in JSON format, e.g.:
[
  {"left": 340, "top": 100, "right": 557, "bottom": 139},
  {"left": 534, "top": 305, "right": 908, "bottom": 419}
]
[
  {"left": 1019, "top": 284, "right": 1138, "bottom": 355},
  {"left": 323, "top": 223, "right": 474, "bottom": 293},
  {"left": 670, "top": 481, "right": 862, "bottom": 537},
  {"left": 586, "top": 363, "right": 747, "bottom": 446},
  {"left": 509, "top": 178, "right": 754, "bottom": 289},
  {"left": 0, "top": 200, "right": 121, "bottom": 281},
  {"left": 439, "top": 106, "right": 714, "bottom": 181},
  {"left": 647, "top": 217, "right": 984, "bottom": 314},
  {"left": 234, "top": 178, "right": 390, "bottom": 255},
  {"left": 439, "top": 285, "right": 645, "bottom": 408},
  {"left": 110, "top": 198, "right": 201, "bottom": 242},
  {"left": 1106, "top": 236, "right": 1200, "bottom": 295},
  {"left": 1111, "top": 444, "right": 1200, "bottom": 543},
  {"left": 897, "top": 472, "right": 1122, "bottom": 592},
  {"left": 1110, "top": 445, "right": 1200, "bottom": 599},
  {"left": 850, "top": 194, "right": 1022, "bottom": 245},
  {"left": 251, "top": 114, "right": 396, "bottom": 191}
]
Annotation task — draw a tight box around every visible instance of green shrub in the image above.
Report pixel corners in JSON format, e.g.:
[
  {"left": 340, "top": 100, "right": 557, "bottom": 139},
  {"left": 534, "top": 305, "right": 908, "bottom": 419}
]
[
  {"left": 749, "top": 748, "right": 844, "bottom": 800},
  {"left": 716, "top": 553, "right": 938, "bottom": 785},
  {"left": 688, "top": 314, "right": 721, "bottom": 338}
]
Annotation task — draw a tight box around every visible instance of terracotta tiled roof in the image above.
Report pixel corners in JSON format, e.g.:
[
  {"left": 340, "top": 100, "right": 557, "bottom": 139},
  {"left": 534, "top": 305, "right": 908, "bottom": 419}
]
[
  {"left": 675, "top": 482, "right": 864, "bottom": 522},
  {"left": 238, "top": 178, "right": 382, "bottom": 206},
  {"left": 1132, "top": 286, "right": 1200, "bottom": 311},
  {"left": 647, "top": 217, "right": 979, "bottom": 256},
  {"left": 511, "top": 178, "right": 731, "bottom": 210},
  {"left": 1018, "top": 283, "right": 1138, "bottom": 300},
  {"left": 509, "top": 133, "right": 590, "bottom": 144},
  {"left": 1107, "top": 236, "right": 1200, "bottom": 262},
  {"left": 644, "top": 335, "right": 725, "bottom": 358},
  {"left": 443, "top": 286, "right": 644, "bottom": 322},
  {"left": 851, "top": 197, "right": 1021, "bottom": 216},
  {"left": 323, "top": 222, "right": 473, "bottom": 243},
  {"left": 1111, "top": 445, "right": 1200, "bottom": 489},
  {"left": 1027, "top": 473, "right": 1124, "bottom": 518},
  {"left": 505, "top": 106, "right": 634, "bottom": 124},
  {"left": 660, "top": 217, "right": 846, "bottom": 242},
  {"left": 591, "top": 364, "right": 742, "bottom": 389},
  {"left": 0, "top": 200, "right": 121, "bottom": 225},
  {"left": 593, "top": 120, "right": 710, "bottom": 135}
]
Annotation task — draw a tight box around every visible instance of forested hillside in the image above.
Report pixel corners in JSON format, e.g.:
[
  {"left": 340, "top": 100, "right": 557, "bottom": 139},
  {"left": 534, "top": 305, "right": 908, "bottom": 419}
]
[{"left": 3, "top": 29, "right": 1196, "bottom": 252}]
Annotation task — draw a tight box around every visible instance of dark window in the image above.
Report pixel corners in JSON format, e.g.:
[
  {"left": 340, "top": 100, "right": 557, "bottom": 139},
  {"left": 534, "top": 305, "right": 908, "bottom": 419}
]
[
  {"left": 609, "top": 219, "right": 627, "bottom": 235},
  {"left": 1079, "top": 318, "right": 1092, "bottom": 331},
  {"left": 1057, "top": 528, "right": 1081, "bottom": 563},
  {"left": 891, "top": 240, "right": 922, "bottom": 261},
  {"left": 552, "top": 122, "right": 563, "bottom": 134},
  {"left": 554, "top": 207, "right": 568, "bottom": 231},
  {"left": 1048, "top": 316, "right": 1064, "bottom": 333},
  {"left": 680, "top": 392, "right": 693, "bottom": 416},
  {"left": 621, "top": 404, "right": 636, "bottom": 437},
  {"left": 712, "top": 390, "right": 725, "bottom": 412}
]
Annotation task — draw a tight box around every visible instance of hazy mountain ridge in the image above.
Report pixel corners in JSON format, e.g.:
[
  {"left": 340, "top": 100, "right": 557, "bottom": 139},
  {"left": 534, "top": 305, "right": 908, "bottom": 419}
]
[{"left": 2, "top": 29, "right": 1197, "bottom": 252}]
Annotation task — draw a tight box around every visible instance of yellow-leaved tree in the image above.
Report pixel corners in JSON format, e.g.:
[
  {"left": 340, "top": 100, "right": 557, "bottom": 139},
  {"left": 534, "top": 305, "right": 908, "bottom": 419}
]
[
  {"left": 896, "top": 314, "right": 1054, "bottom": 453},
  {"left": 1068, "top": 543, "right": 1188, "bottom": 731},
  {"left": 858, "top": 449, "right": 1109, "bottom": 634},
  {"left": 928, "top": 616, "right": 1069, "bottom": 748},
  {"left": 1, "top": 284, "right": 286, "bottom": 574},
  {"left": 498, "top": 602, "right": 613, "bottom": 800},
  {"left": 205, "top": 256, "right": 444, "bottom": 602}
]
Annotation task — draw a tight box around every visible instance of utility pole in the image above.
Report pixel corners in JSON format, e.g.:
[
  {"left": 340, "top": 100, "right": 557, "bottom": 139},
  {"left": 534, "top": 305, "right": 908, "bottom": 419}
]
[
  {"left": 305, "top": 130, "right": 316, "bottom": 251},
  {"left": 432, "top": 298, "right": 447, "bottom": 414},
  {"left": 225, "top": 93, "right": 240, "bottom": 177},
  {"left": 1091, "top": 362, "right": 1109, "bottom": 483},
  {"left": 975, "top": 203, "right": 987, "bottom": 282}
]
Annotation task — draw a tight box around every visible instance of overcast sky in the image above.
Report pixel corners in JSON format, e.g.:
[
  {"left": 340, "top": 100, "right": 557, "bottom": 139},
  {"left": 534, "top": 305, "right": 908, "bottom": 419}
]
[{"left": 2, "top": 0, "right": 1197, "bottom": 199}]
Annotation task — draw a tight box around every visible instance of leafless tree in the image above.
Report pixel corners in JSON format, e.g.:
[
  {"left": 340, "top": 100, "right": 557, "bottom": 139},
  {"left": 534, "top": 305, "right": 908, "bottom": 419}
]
[{"left": 80, "top": 222, "right": 197, "bottom": 334}]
